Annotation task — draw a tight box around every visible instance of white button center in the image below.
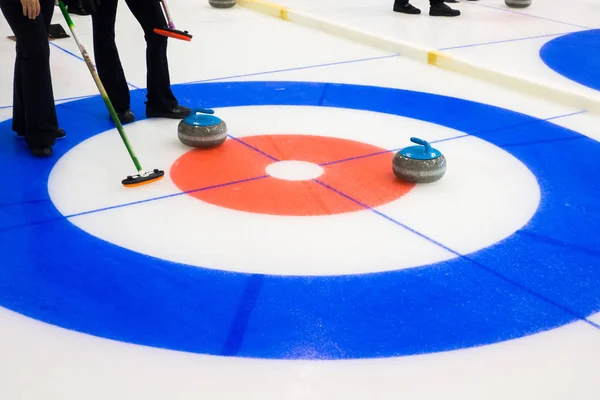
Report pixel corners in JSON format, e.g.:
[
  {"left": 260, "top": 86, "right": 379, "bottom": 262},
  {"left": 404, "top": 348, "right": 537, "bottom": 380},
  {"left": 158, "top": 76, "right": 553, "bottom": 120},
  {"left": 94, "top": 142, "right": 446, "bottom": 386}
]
[{"left": 265, "top": 160, "right": 324, "bottom": 181}]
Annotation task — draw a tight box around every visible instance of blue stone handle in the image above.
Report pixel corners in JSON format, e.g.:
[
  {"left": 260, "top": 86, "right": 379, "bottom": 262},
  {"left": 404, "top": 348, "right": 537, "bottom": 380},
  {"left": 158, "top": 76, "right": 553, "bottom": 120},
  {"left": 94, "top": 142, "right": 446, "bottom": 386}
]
[
  {"left": 410, "top": 137, "right": 432, "bottom": 153},
  {"left": 194, "top": 108, "right": 215, "bottom": 115}
]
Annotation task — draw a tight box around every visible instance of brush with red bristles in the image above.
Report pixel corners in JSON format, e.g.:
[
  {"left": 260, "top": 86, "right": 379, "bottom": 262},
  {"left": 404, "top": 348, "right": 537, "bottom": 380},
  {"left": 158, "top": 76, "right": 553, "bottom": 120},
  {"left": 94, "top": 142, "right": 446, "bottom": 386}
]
[{"left": 154, "top": 0, "right": 193, "bottom": 41}]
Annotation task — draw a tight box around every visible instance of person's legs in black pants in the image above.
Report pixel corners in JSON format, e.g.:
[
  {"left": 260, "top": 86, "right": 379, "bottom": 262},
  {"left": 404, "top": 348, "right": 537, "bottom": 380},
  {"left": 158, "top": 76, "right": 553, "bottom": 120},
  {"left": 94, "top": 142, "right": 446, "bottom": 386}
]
[
  {"left": 91, "top": 0, "right": 189, "bottom": 123},
  {"left": 12, "top": 40, "right": 24, "bottom": 136},
  {"left": 0, "top": 0, "right": 59, "bottom": 156},
  {"left": 91, "top": 0, "right": 132, "bottom": 120},
  {"left": 124, "top": 0, "right": 187, "bottom": 117}
]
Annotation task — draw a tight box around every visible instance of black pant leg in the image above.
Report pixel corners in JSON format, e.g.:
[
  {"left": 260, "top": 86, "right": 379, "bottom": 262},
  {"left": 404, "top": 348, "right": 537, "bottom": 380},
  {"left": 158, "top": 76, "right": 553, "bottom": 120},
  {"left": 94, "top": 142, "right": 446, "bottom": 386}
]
[
  {"left": 124, "top": 0, "right": 178, "bottom": 110},
  {"left": 41, "top": 0, "right": 53, "bottom": 29},
  {"left": 0, "top": 0, "right": 57, "bottom": 148},
  {"left": 91, "top": 0, "right": 131, "bottom": 113},
  {"left": 12, "top": 0, "right": 53, "bottom": 134},
  {"left": 12, "top": 42, "right": 24, "bottom": 134}
]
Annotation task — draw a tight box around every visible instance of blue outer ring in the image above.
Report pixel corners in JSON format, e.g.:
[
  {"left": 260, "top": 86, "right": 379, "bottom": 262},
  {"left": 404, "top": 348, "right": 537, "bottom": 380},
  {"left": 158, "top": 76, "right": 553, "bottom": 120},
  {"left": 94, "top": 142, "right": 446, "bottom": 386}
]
[
  {"left": 1, "top": 81, "right": 599, "bottom": 360},
  {"left": 540, "top": 29, "right": 600, "bottom": 91}
]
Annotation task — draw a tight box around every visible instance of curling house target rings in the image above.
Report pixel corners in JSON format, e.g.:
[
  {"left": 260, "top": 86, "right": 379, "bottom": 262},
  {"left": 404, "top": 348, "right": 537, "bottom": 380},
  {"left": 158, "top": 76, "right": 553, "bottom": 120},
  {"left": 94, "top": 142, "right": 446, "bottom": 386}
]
[
  {"left": 0, "top": 81, "right": 599, "bottom": 360},
  {"left": 45, "top": 105, "right": 539, "bottom": 276}
]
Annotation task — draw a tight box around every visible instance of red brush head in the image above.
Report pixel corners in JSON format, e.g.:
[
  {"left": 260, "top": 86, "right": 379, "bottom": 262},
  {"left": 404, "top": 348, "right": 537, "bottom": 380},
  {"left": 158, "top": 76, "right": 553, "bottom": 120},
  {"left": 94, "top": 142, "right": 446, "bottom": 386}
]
[{"left": 154, "top": 28, "right": 193, "bottom": 42}]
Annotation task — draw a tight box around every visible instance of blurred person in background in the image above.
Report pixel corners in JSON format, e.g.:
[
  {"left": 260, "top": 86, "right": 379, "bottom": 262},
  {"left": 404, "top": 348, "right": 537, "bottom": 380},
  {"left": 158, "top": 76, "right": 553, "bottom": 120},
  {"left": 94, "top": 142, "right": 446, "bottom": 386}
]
[{"left": 394, "top": 0, "right": 478, "bottom": 17}]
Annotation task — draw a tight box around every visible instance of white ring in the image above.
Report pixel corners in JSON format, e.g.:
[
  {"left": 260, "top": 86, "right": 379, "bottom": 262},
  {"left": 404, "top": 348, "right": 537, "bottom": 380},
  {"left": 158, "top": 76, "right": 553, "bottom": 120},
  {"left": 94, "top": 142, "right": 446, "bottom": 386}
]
[{"left": 48, "top": 106, "right": 540, "bottom": 276}]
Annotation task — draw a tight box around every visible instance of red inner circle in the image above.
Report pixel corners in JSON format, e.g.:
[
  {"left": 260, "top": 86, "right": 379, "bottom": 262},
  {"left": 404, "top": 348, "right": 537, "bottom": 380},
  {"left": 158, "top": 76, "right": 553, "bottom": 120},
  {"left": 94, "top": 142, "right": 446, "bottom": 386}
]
[{"left": 170, "top": 134, "right": 415, "bottom": 216}]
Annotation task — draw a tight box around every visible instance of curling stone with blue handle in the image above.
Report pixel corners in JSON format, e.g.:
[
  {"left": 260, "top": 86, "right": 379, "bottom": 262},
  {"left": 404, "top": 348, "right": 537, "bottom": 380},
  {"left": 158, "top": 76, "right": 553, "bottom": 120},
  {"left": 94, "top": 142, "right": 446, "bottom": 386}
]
[
  {"left": 393, "top": 137, "right": 446, "bottom": 183},
  {"left": 178, "top": 108, "right": 227, "bottom": 148},
  {"left": 505, "top": 0, "right": 531, "bottom": 8}
]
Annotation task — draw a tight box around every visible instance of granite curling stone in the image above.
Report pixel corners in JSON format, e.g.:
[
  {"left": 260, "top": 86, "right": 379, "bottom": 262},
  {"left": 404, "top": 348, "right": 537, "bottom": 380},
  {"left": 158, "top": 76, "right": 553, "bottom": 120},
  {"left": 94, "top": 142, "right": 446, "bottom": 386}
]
[
  {"left": 505, "top": 0, "right": 531, "bottom": 8},
  {"left": 178, "top": 108, "right": 227, "bottom": 148},
  {"left": 209, "top": 0, "right": 236, "bottom": 8},
  {"left": 392, "top": 137, "right": 446, "bottom": 183}
]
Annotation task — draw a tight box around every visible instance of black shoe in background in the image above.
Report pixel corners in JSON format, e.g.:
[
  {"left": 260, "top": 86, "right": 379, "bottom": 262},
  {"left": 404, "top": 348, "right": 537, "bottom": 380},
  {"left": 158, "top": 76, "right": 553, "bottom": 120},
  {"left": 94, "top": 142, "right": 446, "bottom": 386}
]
[
  {"left": 393, "top": 2, "right": 421, "bottom": 14},
  {"left": 430, "top": 3, "right": 461, "bottom": 16}
]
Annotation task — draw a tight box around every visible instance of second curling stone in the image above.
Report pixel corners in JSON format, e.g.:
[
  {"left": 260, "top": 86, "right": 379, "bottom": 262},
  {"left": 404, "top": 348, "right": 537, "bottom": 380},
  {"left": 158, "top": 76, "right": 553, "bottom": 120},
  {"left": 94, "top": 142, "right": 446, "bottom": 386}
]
[
  {"left": 505, "top": 0, "right": 531, "bottom": 8},
  {"left": 178, "top": 108, "right": 227, "bottom": 148},
  {"left": 209, "top": 0, "right": 236, "bottom": 8},
  {"left": 393, "top": 137, "right": 446, "bottom": 183}
]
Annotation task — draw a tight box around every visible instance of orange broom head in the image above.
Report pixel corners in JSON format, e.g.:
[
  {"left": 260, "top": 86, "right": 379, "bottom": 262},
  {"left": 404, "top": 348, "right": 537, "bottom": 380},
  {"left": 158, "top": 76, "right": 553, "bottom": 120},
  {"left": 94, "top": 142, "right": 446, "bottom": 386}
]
[
  {"left": 122, "top": 169, "right": 165, "bottom": 188},
  {"left": 154, "top": 28, "right": 192, "bottom": 41}
]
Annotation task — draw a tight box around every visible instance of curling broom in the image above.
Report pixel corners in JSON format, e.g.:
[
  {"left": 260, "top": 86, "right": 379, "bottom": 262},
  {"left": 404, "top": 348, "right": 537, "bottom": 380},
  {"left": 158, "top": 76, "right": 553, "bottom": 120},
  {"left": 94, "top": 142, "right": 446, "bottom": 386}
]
[
  {"left": 57, "top": 0, "right": 164, "bottom": 188},
  {"left": 154, "top": 0, "right": 193, "bottom": 41}
]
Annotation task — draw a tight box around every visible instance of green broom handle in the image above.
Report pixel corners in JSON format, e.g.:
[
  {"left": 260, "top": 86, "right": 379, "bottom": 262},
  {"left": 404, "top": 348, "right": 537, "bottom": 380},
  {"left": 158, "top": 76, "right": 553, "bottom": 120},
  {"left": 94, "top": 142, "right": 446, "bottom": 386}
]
[{"left": 57, "top": 1, "right": 143, "bottom": 172}]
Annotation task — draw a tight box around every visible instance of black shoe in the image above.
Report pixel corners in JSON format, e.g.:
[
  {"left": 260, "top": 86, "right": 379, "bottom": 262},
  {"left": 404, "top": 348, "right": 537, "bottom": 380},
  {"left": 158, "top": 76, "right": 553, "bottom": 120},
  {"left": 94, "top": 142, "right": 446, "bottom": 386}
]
[
  {"left": 146, "top": 105, "right": 192, "bottom": 119},
  {"left": 430, "top": 3, "right": 461, "bottom": 16},
  {"left": 113, "top": 110, "right": 135, "bottom": 125},
  {"left": 393, "top": 2, "right": 421, "bottom": 14},
  {"left": 16, "top": 128, "right": 66, "bottom": 140},
  {"left": 55, "top": 128, "right": 66, "bottom": 139},
  {"left": 30, "top": 146, "right": 53, "bottom": 157}
]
